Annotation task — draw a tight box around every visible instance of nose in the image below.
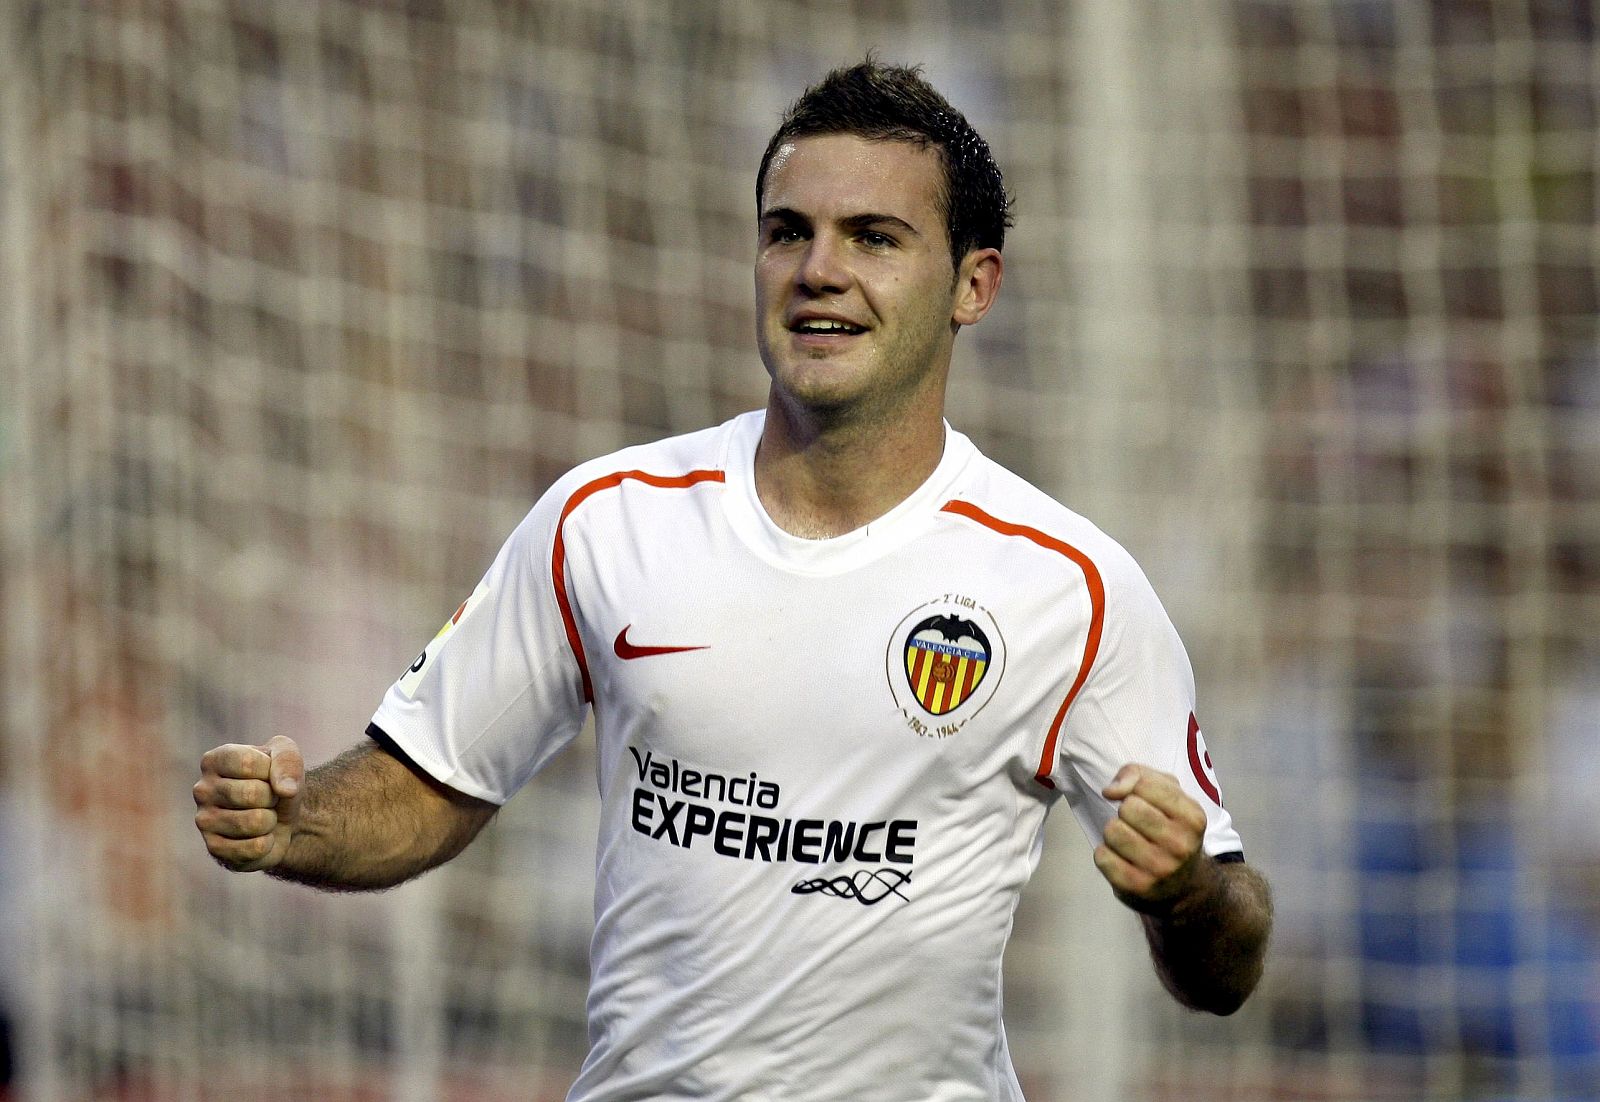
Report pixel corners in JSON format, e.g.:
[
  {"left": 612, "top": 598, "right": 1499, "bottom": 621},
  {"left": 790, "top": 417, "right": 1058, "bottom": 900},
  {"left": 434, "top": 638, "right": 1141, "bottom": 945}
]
[{"left": 797, "top": 233, "right": 849, "bottom": 294}]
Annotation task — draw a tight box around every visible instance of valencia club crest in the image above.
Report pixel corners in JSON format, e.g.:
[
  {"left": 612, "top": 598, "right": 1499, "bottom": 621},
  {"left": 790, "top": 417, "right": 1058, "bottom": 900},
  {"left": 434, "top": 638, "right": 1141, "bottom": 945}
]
[
  {"left": 905, "top": 615, "right": 991, "bottom": 715},
  {"left": 886, "top": 597, "right": 1005, "bottom": 738}
]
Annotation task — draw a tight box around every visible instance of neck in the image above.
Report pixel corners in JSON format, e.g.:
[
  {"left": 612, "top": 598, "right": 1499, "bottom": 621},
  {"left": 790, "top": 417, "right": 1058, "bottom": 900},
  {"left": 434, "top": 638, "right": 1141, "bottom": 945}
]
[{"left": 754, "top": 391, "right": 947, "bottom": 539}]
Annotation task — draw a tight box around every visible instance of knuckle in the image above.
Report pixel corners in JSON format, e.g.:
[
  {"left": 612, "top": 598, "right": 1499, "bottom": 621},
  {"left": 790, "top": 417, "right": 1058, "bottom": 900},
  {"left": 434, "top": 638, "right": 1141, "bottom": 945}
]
[
  {"left": 1163, "top": 832, "right": 1196, "bottom": 863},
  {"left": 1093, "top": 845, "right": 1120, "bottom": 874},
  {"left": 202, "top": 827, "right": 273, "bottom": 870},
  {"left": 212, "top": 851, "right": 254, "bottom": 873},
  {"left": 208, "top": 809, "right": 267, "bottom": 839},
  {"left": 219, "top": 835, "right": 269, "bottom": 867},
  {"left": 222, "top": 779, "right": 264, "bottom": 809},
  {"left": 203, "top": 743, "right": 244, "bottom": 769},
  {"left": 1113, "top": 815, "right": 1146, "bottom": 843},
  {"left": 1110, "top": 869, "right": 1144, "bottom": 896},
  {"left": 218, "top": 746, "right": 269, "bottom": 780},
  {"left": 237, "top": 809, "right": 276, "bottom": 837}
]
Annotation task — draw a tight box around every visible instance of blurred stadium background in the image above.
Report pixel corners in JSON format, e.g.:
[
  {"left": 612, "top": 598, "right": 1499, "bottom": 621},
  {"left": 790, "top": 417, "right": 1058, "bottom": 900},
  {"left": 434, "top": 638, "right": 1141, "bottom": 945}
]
[{"left": 1, "top": 1, "right": 1597, "bottom": 1099}]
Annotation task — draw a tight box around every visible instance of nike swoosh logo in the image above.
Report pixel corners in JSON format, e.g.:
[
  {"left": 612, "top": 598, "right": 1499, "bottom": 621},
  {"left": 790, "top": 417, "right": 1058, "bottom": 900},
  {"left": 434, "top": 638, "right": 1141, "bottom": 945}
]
[{"left": 613, "top": 625, "right": 708, "bottom": 660}]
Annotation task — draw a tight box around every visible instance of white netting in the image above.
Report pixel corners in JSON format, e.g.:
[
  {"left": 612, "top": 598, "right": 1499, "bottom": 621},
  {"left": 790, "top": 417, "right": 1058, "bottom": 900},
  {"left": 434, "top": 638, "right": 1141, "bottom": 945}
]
[{"left": 1, "top": 1, "right": 1596, "bottom": 1100}]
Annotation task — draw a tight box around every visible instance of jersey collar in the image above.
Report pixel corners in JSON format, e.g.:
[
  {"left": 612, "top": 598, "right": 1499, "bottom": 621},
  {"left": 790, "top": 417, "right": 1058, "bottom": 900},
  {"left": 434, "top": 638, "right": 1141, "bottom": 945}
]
[{"left": 719, "top": 410, "right": 977, "bottom": 575}]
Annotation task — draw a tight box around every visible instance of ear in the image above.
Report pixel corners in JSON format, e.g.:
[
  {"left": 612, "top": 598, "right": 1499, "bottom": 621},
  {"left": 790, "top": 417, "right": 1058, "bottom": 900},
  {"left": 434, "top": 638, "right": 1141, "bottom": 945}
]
[{"left": 951, "top": 248, "right": 1004, "bottom": 328}]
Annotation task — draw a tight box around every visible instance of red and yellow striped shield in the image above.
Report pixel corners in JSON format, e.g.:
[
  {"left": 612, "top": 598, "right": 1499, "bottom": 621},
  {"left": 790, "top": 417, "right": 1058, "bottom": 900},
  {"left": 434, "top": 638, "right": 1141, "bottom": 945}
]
[{"left": 903, "top": 616, "right": 991, "bottom": 716}]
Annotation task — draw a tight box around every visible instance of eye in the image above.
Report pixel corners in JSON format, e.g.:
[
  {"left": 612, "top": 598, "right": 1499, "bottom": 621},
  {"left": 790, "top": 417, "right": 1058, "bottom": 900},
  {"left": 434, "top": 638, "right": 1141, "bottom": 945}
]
[
  {"left": 767, "top": 225, "right": 805, "bottom": 245},
  {"left": 859, "top": 230, "right": 895, "bottom": 249}
]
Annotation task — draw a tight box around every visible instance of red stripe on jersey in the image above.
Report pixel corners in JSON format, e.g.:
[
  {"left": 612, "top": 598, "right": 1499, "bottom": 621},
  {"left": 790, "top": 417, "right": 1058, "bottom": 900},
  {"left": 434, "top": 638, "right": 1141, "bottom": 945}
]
[
  {"left": 552, "top": 468, "right": 726, "bottom": 702},
  {"left": 938, "top": 499, "right": 1106, "bottom": 789}
]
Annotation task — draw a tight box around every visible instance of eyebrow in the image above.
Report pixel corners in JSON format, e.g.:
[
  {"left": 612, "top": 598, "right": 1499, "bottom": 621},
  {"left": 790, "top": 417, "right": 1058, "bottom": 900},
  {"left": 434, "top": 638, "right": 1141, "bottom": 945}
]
[{"left": 759, "top": 207, "right": 923, "bottom": 238}]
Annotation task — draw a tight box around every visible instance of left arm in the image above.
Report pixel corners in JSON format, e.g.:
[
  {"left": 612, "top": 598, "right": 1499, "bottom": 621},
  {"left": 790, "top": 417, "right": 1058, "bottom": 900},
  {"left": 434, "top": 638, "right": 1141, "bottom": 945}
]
[{"left": 1095, "top": 764, "right": 1272, "bottom": 1015}]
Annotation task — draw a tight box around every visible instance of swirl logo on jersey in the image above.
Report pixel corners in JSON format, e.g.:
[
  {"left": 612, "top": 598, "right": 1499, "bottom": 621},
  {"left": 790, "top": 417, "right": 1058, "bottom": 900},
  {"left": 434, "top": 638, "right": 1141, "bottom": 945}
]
[
  {"left": 886, "top": 596, "right": 1005, "bottom": 738},
  {"left": 792, "top": 868, "right": 912, "bottom": 905}
]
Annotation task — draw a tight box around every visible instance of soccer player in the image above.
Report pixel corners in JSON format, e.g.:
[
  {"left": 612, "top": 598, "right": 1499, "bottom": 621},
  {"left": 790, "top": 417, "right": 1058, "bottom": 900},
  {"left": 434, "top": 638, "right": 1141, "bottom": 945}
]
[{"left": 195, "top": 59, "right": 1271, "bottom": 1100}]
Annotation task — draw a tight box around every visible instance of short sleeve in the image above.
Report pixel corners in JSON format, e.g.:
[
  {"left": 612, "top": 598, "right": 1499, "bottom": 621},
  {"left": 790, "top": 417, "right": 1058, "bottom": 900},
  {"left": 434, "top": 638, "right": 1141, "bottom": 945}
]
[
  {"left": 368, "top": 483, "right": 588, "bottom": 805},
  {"left": 1047, "top": 552, "right": 1243, "bottom": 859}
]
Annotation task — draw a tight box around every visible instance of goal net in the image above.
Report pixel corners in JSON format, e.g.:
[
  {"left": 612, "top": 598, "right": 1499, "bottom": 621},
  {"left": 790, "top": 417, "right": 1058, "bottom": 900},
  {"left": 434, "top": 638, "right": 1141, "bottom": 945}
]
[{"left": 1, "top": 2, "right": 1596, "bottom": 1100}]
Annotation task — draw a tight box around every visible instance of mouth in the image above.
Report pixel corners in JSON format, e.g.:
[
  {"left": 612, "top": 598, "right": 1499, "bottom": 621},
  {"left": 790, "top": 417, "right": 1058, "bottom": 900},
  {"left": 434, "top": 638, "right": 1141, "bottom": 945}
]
[{"left": 786, "top": 316, "right": 869, "bottom": 345}]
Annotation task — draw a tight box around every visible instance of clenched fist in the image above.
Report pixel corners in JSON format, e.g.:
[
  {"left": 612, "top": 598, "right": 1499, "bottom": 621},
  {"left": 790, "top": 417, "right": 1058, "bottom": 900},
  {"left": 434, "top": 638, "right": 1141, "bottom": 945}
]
[
  {"left": 1095, "top": 762, "right": 1210, "bottom": 916},
  {"left": 193, "top": 735, "right": 304, "bottom": 872}
]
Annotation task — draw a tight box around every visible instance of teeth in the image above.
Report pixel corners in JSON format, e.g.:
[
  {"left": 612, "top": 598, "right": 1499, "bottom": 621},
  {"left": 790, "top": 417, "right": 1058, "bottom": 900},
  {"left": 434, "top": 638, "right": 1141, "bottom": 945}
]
[{"left": 796, "top": 319, "right": 862, "bottom": 333}]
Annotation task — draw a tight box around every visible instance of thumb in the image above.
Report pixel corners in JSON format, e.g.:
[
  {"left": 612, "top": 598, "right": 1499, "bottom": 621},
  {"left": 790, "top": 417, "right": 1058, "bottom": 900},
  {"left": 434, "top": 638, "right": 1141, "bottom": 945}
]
[
  {"left": 1102, "top": 763, "right": 1144, "bottom": 801},
  {"left": 263, "top": 735, "right": 304, "bottom": 819}
]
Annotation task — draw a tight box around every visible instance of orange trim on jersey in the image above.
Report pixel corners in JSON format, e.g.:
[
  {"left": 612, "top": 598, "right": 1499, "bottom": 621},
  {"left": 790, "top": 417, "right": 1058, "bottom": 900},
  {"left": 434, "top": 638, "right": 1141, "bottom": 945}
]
[
  {"left": 552, "top": 468, "right": 727, "bottom": 702},
  {"left": 939, "top": 499, "right": 1106, "bottom": 789}
]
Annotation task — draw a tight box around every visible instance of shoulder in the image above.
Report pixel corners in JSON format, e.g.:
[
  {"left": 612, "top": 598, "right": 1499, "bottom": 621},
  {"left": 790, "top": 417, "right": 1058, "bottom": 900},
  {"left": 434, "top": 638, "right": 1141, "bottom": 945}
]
[
  {"left": 942, "top": 446, "right": 1152, "bottom": 600},
  {"left": 948, "top": 450, "right": 1195, "bottom": 699},
  {"left": 552, "top": 416, "right": 744, "bottom": 499},
  {"left": 528, "top": 414, "right": 751, "bottom": 527},
  {"left": 496, "top": 415, "right": 747, "bottom": 562}
]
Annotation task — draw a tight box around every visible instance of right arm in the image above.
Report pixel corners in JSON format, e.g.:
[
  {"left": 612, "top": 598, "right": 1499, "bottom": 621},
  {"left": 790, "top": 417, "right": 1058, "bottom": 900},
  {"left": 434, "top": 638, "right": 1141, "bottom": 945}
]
[
  {"left": 193, "top": 735, "right": 497, "bottom": 891},
  {"left": 199, "top": 470, "right": 585, "bottom": 889}
]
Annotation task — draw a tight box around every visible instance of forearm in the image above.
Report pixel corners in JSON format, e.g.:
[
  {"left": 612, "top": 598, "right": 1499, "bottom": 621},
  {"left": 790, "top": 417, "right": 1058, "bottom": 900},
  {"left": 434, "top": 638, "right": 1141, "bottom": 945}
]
[
  {"left": 1140, "top": 859, "right": 1272, "bottom": 1015},
  {"left": 269, "top": 740, "right": 495, "bottom": 891}
]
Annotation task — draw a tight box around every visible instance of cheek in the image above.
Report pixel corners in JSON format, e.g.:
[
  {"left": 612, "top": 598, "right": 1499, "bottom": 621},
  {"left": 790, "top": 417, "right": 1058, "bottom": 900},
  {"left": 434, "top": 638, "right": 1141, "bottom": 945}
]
[
  {"left": 754, "top": 258, "right": 790, "bottom": 305},
  {"left": 895, "top": 275, "right": 955, "bottom": 327}
]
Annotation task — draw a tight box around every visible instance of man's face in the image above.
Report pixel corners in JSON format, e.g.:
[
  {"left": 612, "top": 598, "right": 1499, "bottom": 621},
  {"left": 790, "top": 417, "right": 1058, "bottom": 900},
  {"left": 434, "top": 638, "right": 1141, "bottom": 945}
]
[{"left": 755, "top": 133, "right": 965, "bottom": 423}]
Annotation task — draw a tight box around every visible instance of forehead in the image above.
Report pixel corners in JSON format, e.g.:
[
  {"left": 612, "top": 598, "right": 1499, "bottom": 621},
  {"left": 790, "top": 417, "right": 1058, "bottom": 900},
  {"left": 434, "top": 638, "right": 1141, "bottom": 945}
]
[{"left": 761, "top": 133, "right": 946, "bottom": 224}]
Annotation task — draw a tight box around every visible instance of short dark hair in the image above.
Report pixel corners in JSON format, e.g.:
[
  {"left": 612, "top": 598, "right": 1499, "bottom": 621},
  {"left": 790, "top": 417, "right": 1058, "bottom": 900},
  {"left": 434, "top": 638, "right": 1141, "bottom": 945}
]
[{"left": 756, "top": 58, "right": 1014, "bottom": 268}]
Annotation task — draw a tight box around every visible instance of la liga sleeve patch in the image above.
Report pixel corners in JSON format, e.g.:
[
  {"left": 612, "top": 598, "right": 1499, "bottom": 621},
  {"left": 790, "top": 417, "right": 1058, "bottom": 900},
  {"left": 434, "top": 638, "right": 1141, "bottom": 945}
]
[{"left": 398, "top": 580, "right": 490, "bottom": 699}]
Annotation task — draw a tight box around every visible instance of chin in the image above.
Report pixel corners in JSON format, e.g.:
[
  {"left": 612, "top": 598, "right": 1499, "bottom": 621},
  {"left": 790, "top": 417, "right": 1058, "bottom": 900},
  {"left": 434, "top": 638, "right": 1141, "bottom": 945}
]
[{"left": 781, "top": 360, "right": 865, "bottom": 398}]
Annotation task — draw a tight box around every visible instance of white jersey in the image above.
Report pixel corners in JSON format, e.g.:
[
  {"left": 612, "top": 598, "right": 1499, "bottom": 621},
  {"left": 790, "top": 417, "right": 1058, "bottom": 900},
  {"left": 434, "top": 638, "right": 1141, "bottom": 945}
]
[{"left": 371, "top": 410, "right": 1243, "bottom": 1102}]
